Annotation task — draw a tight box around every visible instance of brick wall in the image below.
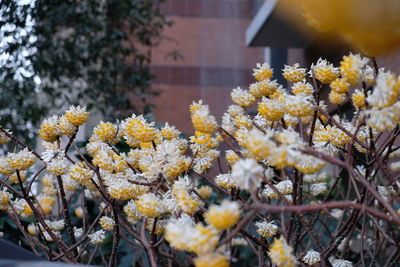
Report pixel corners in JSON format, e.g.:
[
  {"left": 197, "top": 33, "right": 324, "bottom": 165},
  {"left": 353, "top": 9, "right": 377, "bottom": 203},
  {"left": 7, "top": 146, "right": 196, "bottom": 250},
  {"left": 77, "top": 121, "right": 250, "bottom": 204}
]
[{"left": 148, "top": 0, "right": 264, "bottom": 134}]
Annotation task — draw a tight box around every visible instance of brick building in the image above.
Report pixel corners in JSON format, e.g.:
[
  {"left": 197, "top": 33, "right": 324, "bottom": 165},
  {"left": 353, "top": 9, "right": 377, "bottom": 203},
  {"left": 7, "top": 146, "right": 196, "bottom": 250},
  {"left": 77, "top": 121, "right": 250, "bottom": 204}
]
[
  {"left": 149, "top": 0, "right": 264, "bottom": 134},
  {"left": 148, "top": 0, "right": 400, "bottom": 134}
]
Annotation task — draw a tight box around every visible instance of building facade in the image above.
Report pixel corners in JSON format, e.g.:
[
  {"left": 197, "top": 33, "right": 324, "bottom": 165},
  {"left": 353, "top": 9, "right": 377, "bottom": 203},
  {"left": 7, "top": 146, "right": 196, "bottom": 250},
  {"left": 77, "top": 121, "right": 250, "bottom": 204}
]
[{"left": 149, "top": 0, "right": 265, "bottom": 134}]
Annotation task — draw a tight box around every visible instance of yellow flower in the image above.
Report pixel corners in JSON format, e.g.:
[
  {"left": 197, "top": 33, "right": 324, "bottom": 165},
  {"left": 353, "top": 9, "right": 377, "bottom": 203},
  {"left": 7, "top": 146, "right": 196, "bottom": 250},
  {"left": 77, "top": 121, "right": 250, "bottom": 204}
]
[
  {"left": 197, "top": 185, "right": 212, "bottom": 199},
  {"left": 295, "top": 155, "right": 326, "bottom": 174},
  {"left": 230, "top": 87, "right": 256, "bottom": 108},
  {"left": 161, "top": 122, "right": 181, "bottom": 140},
  {"left": 136, "top": 193, "right": 164, "bottom": 218},
  {"left": 189, "top": 224, "right": 220, "bottom": 255},
  {"left": 99, "top": 216, "right": 115, "bottom": 231},
  {"left": 267, "top": 147, "right": 288, "bottom": 170},
  {"left": 215, "top": 174, "right": 236, "bottom": 190},
  {"left": 93, "top": 121, "right": 118, "bottom": 143},
  {"left": 107, "top": 179, "right": 143, "bottom": 201},
  {"left": 225, "top": 150, "right": 239, "bottom": 166},
  {"left": 329, "top": 91, "right": 346, "bottom": 105},
  {"left": 0, "top": 189, "right": 12, "bottom": 211},
  {"left": 245, "top": 128, "right": 275, "bottom": 161},
  {"left": 47, "top": 157, "right": 69, "bottom": 176},
  {"left": 204, "top": 200, "right": 241, "bottom": 230},
  {"left": 37, "top": 194, "right": 56, "bottom": 215},
  {"left": 258, "top": 79, "right": 279, "bottom": 96},
  {"left": 292, "top": 81, "right": 313, "bottom": 95},
  {"left": 9, "top": 170, "right": 27, "bottom": 184},
  {"left": 191, "top": 103, "right": 218, "bottom": 134},
  {"left": 39, "top": 116, "right": 60, "bottom": 142},
  {"left": 330, "top": 78, "right": 350, "bottom": 94},
  {"left": 282, "top": 63, "right": 306, "bottom": 82},
  {"left": 74, "top": 207, "right": 84, "bottom": 218},
  {"left": 312, "top": 58, "right": 339, "bottom": 84},
  {"left": 285, "top": 95, "right": 314, "bottom": 117},
  {"left": 125, "top": 116, "right": 158, "bottom": 143},
  {"left": 58, "top": 115, "right": 77, "bottom": 136},
  {"left": 351, "top": 89, "right": 366, "bottom": 109},
  {"left": 258, "top": 98, "right": 285, "bottom": 121},
  {"left": 366, "top": 71, "right": 399, "bottom": 109},
  {"left": 123, "top": 200, "right": 141, "bottom": 221},
  {"left": 194, "top": 253, "right": 230, "bottom": 267},
  {"left": 340, "top": 54, "right": 369, "bottom": 85},
  {"left": 27, "top": 223, "right": 38, "bottom": 235},
  {"left": 233, "top": 114, "right": 253, "bottom": 129},
  {"left": 69, "top": 163, "right": 93, "bottom": 185},
  {"left": 249, "top": 82, "right": 263, "bottom": 98},
  {"left": 146, "top": 219, "right": 167, "bottom": 235},
  {"left": 253, "top": 63, "right": 273, "bottom": 81},
  {"left": 92, "top": 149, "right": 115, "bottom": 172},
  {"left": 65, "top": 105, "right": 89, "bottom": 126},
  {"left": 7, "top": 148, "right": 36, "bottom": 170},
  {"left": 256, "top": 220, "right": 279, "bottom": 238},
  {"left": 0, "top": 157, "right": 15, "bottom": 175},
  {"left": 190, "top": 131, "right": 213, "bottom": 146},
  {"left": 173, "top": 184, "right": 201, "bottom": 215},
  {"left": 226, "top": 105, "right": 245, "bottom": 118},
  {"left": 268, "top": 236, "right": 297, "bottom": 267}
]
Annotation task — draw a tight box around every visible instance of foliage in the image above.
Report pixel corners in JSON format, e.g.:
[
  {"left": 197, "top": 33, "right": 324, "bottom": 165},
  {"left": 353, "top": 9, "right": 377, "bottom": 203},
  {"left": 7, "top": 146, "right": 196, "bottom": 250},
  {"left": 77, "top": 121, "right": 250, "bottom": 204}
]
[{"left": 0, "top": 0, "right": 171, "bottom": 145}]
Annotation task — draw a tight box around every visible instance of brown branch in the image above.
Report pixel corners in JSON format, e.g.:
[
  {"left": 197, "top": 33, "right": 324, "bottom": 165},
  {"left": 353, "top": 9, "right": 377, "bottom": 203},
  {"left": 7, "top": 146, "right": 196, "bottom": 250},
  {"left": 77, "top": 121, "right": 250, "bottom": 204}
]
[
  {"left": 250, "top": 201, "right": 400, "bottom": 225},
  {"left": 56, "top": 175, "right": 78, "bottom": 258}
]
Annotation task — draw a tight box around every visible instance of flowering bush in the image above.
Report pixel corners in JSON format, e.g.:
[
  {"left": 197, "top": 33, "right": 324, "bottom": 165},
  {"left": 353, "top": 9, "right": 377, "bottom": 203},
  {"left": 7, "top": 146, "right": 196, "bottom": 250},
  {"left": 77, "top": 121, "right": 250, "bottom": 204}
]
[{"left": 0, "top": 54, "right": 399, "bottom": 266}]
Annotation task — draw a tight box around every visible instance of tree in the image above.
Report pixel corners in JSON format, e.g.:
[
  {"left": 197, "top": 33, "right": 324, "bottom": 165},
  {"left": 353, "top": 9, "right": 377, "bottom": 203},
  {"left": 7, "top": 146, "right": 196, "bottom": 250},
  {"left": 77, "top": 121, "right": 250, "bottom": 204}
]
[{"left": 0, "top": 0, "right": 171, "bottom": 145}]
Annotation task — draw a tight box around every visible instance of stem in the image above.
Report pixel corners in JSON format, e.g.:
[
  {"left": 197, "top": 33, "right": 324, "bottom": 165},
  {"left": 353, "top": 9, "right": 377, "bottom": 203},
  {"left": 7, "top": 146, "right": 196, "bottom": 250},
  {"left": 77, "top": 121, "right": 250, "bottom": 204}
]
[{"left": 56, "top": 175, "right": 78, "bottom": 258}]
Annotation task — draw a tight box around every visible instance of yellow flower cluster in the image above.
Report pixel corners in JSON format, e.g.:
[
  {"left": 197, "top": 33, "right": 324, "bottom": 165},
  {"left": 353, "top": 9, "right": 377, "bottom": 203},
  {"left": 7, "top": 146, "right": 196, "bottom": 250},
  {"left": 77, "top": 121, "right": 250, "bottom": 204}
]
[
  {"left": 99, "top": 216, "right": 115, "bottom": 231},
  {"left": 204, "top": 200, "right": 241, "bottom": 230},
  {"left": 268, "top": 236, "right": 297, "bottom": 267},
  {"left": 1, "top": 56, "right": 399, "bottom": 267}
]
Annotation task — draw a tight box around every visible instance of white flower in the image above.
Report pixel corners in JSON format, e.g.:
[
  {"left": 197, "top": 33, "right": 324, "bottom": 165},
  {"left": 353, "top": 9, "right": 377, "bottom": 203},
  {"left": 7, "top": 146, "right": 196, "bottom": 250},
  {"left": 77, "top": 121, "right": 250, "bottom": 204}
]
[
  {"left": 230, "top": 87, "right": 255, "bottom": 107},
  {"left": 99, "top": 216, "right": 116, "bottom": 231},
  {"left": 254, "top": 113, "right": 268, "bottom": 128},
  {"left": 330, "top": 209, "right": 344, "bottom": 220},
  {"left": 44, "top": 219, "right": 65, "bottom": 231},
  {"left": 11, "top": 199, "right": 26, "bottom": 215},
  {"left": 165, "top": 214, "right": 196, "bottom": 251},
  {"left": 74, "top": 227, "right": 83, "bottom": 239},
  {"left": 310, "top": 182, "right": 327, "bottom": 196},
  {"left": 304, "top": 174, "right": 317, "bottom": 183},
  {"left": 215, "top": 173, "right": 237, "bottom": 189},
  {"left": 277, "top": 180, "right": 293, "bottom": 195},
  {"left": 331, "top": 259, "right": 353, "bottom": 267},
  {"left": 262, "top": 180, "right": 293, "bottom": 198},
  {"left": 255, "top": 220, "right": 279, "bottom": 238},
  {"left": 231, "top": 237, "right": 248, "bottom": 246},
  {"left": 42, "top": 231, "right": 61, "bottom": 242},
  {"left": 366, "top": 108, "right": 396, "bottom": 132},
  {"left": 303, "top": 249, "right": 321, "bottom": 265},
  {"left": 377, "top": 185, "right": 394, "bottom": 201},
  {"left": 366, "top": 71, "right": 398, "bottom": 108},
  {"left": 231, "top": 158, "right": 264, "bottom": 191},
  {"left": 89, "top": 230, "right": 106, "bottom": 244},
  {"left": 264, "top": 167, "right": 275, "bottom": 180},
  {"left": 47, "top": 157, "right": 69, "bottom": 176},
  {"left": 390, "top": 161, "right": 400, "bottom": 171},
  {"left": 221, "top": 113, "right": 236, "bottom": 134}
]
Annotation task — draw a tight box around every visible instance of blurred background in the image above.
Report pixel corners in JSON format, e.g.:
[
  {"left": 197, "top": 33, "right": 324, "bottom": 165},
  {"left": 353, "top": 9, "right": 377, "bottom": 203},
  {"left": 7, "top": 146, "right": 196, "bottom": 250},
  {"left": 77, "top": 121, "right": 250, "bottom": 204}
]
[{"left": 2, "top": 0, "right": 400, "bottom": 143}]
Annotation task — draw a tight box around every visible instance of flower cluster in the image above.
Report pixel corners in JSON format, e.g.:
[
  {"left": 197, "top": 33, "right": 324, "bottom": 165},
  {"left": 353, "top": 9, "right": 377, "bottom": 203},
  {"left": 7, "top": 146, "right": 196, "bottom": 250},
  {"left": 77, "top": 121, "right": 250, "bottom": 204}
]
[{"left": 0, "top": 54, "right": 398, "bottom": 266}]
